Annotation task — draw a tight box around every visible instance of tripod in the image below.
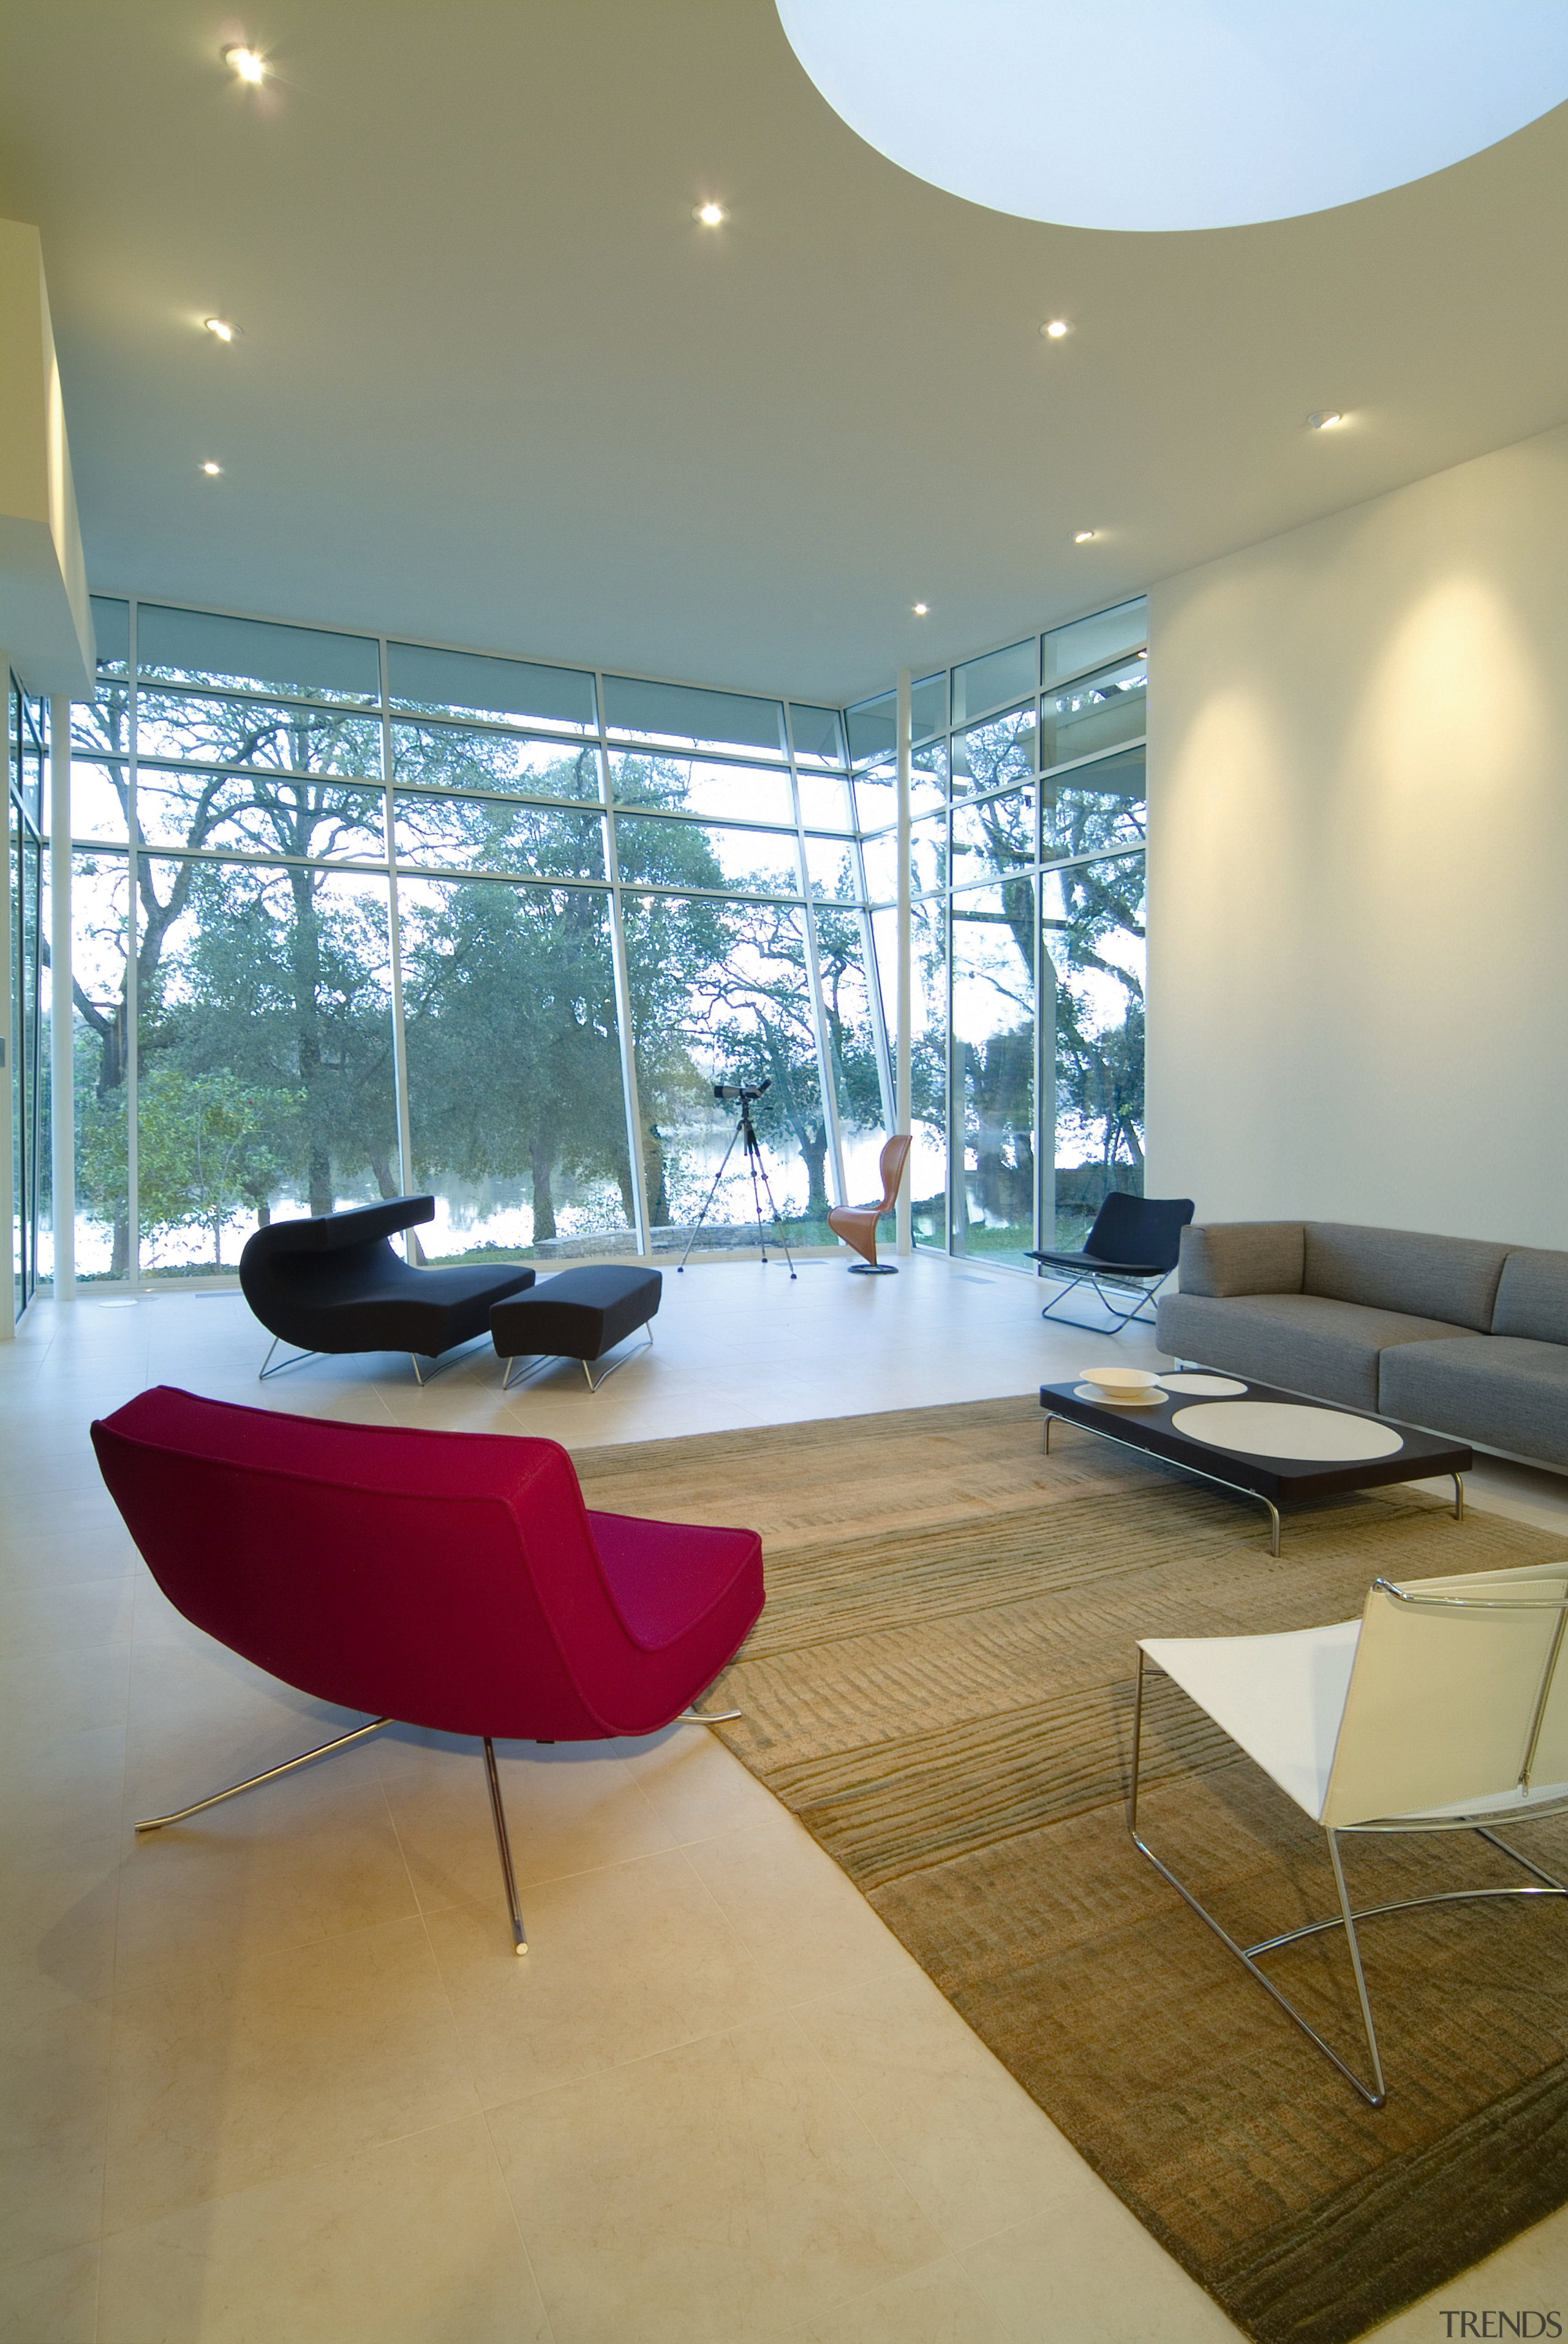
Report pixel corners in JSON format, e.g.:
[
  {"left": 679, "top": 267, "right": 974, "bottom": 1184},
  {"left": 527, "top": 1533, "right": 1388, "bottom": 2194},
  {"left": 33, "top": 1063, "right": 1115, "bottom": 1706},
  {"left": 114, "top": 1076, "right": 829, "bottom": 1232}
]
[{"left": 677, "top": 1096, "right": 797, "bottom": 1277}]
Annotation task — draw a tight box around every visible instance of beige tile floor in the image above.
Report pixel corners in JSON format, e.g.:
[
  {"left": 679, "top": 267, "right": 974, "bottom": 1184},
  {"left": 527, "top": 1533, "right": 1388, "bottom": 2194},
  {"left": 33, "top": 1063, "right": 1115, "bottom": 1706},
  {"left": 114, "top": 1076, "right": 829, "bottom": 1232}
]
[{"left": 2, "top": 1250, "right": 1566, "bottom": 2342}]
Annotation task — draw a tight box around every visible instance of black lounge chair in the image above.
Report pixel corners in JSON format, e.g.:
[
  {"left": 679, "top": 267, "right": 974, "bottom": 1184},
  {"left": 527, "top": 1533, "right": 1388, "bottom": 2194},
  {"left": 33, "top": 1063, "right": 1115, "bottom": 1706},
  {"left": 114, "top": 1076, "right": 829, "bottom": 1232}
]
[
  {"left": 239, "top": 1196, "right": 537, "bottom": 1383},
  {"left": 1027, "top": 1192, "right": 1194, "bottom": 1334}
]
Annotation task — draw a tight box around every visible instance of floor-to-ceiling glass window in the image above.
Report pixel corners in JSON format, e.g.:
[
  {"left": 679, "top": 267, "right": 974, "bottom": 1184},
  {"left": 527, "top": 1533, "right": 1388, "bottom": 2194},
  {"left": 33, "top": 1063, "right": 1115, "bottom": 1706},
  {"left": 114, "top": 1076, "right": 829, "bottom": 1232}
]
[
  {"left": 848, "top": 595, "right": 1147, "bottom": 1266},
  {"left": 9, "top": 685, "right": 49, "bottom": 1314},
  {"left": 58, "top": 591, "right": 1143, "bottom": 1284},
  {"left": 61, "top": 600, "right": 869, "bottom": 1279}
]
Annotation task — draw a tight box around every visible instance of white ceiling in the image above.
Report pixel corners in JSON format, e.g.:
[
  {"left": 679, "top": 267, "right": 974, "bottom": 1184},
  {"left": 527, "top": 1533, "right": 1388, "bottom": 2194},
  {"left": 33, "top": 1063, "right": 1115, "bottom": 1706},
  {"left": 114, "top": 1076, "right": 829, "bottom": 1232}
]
[{"left": 2, "top": 0, "right": 1566, "bottom": 706}]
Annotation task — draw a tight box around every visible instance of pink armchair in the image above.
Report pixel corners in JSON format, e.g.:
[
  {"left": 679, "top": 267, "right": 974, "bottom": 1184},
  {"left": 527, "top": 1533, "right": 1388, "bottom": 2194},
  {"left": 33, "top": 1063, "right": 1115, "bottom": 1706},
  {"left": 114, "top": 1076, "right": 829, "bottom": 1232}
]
[{"left": 92, "top": 1386, "right": 764, "bottom": 1952}]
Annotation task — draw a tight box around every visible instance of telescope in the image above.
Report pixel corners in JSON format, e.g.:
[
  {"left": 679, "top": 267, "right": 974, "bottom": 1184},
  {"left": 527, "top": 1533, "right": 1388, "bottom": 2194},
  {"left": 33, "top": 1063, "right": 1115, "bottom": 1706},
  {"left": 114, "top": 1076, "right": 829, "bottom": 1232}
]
[{"left": 713, "top": 1076, "right": 771, "bottom": 1105}]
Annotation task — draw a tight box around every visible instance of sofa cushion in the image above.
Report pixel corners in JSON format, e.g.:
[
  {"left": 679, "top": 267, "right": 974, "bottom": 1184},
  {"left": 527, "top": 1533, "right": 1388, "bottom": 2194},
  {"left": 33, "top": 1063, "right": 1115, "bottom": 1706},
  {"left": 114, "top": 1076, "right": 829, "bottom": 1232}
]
[
  {"left": 1302, "top": 1223, "right": 1508, "bottom": 1333},
  {"left": 1176, "top": 1222, "right": 1303, "bottom": 1298},
  {"left": 1379, "top": 1336, "right": 1568, "bottom": 1469},
  {"left": 1156, "top": 1290, "right": 1474, "bottom": 1412},
  {"left": 1491, "top": 1249, "right": 1568, "bottom": 1347}
]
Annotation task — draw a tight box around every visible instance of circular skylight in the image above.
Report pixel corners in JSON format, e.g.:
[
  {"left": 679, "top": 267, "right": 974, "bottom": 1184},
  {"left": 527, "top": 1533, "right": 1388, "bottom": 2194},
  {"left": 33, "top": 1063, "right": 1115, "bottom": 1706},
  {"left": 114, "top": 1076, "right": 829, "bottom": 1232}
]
[{"left": 775, "top": 0, "right": 1568, "bottom": 232}]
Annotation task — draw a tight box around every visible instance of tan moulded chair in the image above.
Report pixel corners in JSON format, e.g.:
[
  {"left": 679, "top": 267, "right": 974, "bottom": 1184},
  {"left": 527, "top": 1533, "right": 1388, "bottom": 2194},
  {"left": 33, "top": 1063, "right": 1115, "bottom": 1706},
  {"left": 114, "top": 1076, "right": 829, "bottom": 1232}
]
[
  {"left": 1129, "top": 1562, "right": 1568, "bottom": 2105},
  {"left": 827, "top": 1134, "right": 912, "bottom": 1274}
]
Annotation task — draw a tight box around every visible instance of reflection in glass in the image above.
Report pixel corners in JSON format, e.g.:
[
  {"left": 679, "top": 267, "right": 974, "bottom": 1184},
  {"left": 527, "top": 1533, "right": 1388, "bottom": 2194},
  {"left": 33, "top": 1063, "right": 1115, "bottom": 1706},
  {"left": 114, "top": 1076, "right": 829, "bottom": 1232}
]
[
  {"left": 863, "top": 815, "right": 946, "bottom": 903},
  {"left": 89, "top": 597, "right": 130, "bottom": 678},
  {"left": 70, "top": 853, "right": 132, "bottom": 1280},
  {"left": 1039, "top": 654, "right": 1146, "bottom": 769},
  {"left": 813, "top": 904, "right": 886, "bottom": 1206},
  {"left": 620, "top": 896, "right": 825, "bottom": 1238},
  {"left": 609, "top": 752, "right": 793, "bottom": 827},
  {"left": 135, "top": 771, "right": 386, "bottom": 861},
  {"left": 1042, "top": 597, "right": 1146, "bottom": 683},
  {"left": 613, "top": 815, "right": 800, "bottom": 898},
  {"left": 73, "top": 678, "right": 132, "bottom": 769},
  {"left": 1041, "top": 853, "right": 1145, "bottom": 1250},
  {"left": 10, "top": 692, "right": 48, "bottom": 1309},
  {"left": 953, "top": 882, "right": 1036, "bottom": 1268},
  {"left": 794, "top": 771, "right": 852, "bottom": 830},
  {"left": 851, "top": 753, "right": 944, "bottom": 836},
  {"left": 71, "top": 760, "right": 130, "bottom": 844},
  {"left": 803, "top": 836, "right": 860, "bottom": 901},
  {"left": 911, "top": 813, "right": 946, "bottom": 898},
  {"left": 393, "top": 725, "right": 602, "bottom": 801},
  {"left": 952, "top": 703, "right": 1035, "bottom": 794},
  {"left": 1040, "top": 746, "right": 1145, "bottom": 863},
  {"left": 134, "top": 860, "right": 399, "bottom": 1277},
  {"left": 136, "top": 694, "right": 383, "bottom": 778},
  {"left": 393, "top": 795, "right": 605, "bottom": 879},
  {"left": 952, "top": 638, "right": 1036, "bottom": 727},
  {"left": 870, "top": 899, "right": 946, "bottom": 1249},
  {"left": 603, "top": 675, "right": 786, "bottom": 760},
  {"left": 952, "top": 789, "right": 1035, "bottom": 885},
  {"left": 135, "top": 606, "right": 380, "bottom": 702},
  {"left": 845, "top": 672, "right": 949, "bottom": 767},
  {"left": 398, "top": 878, "right": 634, "bottom": 1261},
  {"left": 788, "top": 705, "right": 846, "bottom": 768},
  {"left": 386, "top": 642, "right": 595, "bottom": 734},
  {"left": 859, "top": 832, "right": 897, "bottom": 904}
]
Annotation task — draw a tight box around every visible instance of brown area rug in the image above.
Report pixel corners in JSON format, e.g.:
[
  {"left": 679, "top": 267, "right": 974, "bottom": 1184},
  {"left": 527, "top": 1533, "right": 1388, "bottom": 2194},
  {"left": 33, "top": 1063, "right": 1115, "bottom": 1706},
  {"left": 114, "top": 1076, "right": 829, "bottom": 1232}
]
[{"left": 572, "top": 1397, "right": 1568, "bottom": 2344}]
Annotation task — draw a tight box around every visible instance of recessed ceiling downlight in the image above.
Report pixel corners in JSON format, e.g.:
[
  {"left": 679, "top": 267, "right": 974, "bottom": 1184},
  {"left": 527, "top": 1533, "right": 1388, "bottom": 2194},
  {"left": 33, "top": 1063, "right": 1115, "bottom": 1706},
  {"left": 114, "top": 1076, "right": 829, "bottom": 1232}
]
[
  {"left": 202, "top": 461, "right": 222, "bottom": 475},
  {"left": 774, "top": 0, "right": 1568, "bottom": 232},
  {"left": 1073, "top": 530, "right": 1097, "bottom": 544},
  {"left": 222, "top": 44, "right": 266, "bottom": 83},
  {"left": 913, "top": 603, "right": 929, "bottom": 615},
  {"left": 694, "top": 202, "right": 727, "bottom": 225},
  {"left": 204, "top": 317, "right": 242, "bottom": 342},
  {"left": 1041, "top": 319, "right": 1070, "bottom": 339},
  {"left": 1308, "top": 410, "right": 1346, "bottom": 429}
]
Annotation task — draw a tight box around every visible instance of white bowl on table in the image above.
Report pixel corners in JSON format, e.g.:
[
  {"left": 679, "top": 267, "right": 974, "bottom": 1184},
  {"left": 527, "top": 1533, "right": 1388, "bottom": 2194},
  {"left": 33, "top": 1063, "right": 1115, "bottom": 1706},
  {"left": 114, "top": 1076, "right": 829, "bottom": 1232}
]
[{"left": 1078, "top": 1365, "right": 1162, "bottom": 1405}]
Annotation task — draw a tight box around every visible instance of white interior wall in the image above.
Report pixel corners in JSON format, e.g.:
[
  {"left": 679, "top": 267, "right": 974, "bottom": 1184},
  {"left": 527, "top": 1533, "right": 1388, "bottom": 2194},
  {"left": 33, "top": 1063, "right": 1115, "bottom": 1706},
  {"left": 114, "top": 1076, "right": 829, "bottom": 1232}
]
[{"left": 1145, "top": 420, "right": 1568, "bottom": 1249}]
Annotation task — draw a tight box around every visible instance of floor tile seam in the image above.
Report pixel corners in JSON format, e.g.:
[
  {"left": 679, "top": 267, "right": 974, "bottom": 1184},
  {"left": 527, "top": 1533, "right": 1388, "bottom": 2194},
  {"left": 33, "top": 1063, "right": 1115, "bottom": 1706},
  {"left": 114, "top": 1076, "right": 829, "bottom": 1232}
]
[
  {"left": 475, "top": 2102, "right": 564, "bottom": 2344},
  {"left": 92, "top": 2101, "right": 497, "bottom": 2250},
  {"left": 400, "top": 1776, "right": 503, "bottom": 2116},
  {"left": 478, "top": 2001, "right": 950, "bottom": 2275},
  {"left": 747, "top": 2003, "right": 960, "bottom": 2268},
  {"left": 780, "top": 1992, "right": 1115, "bottom": 2256},
  {"left": 104, "top": 1899, "right": 461, "bottom": 2017},
  {"left": 388, "top": 1818, "right": 729, "bottom": 1907},
  {"left": 474, "top": 1980, "right": 845, "bottom": 2127},
  {"left": 0, "top": 2235, "right": 104, "bottom": 2297}
]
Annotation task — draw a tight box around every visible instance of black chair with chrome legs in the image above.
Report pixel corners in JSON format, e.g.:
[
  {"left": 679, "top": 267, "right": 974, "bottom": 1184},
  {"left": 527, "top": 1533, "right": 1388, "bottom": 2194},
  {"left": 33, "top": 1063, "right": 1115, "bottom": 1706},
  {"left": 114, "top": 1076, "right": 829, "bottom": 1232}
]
[
  {"left": 1028, "top": 1192, "right": 1193, "bottom": 1333},
  {"left": 239, "top": 1195, "right": 537, "bottom": 1383}
]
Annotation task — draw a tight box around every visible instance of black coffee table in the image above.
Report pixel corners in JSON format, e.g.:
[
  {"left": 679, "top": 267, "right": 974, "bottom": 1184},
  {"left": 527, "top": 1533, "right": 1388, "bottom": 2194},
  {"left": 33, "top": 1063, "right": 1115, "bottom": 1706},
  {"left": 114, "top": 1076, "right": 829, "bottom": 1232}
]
[{"left": 1039, "top": 1373, "right": 1471, "bottom": 1554}]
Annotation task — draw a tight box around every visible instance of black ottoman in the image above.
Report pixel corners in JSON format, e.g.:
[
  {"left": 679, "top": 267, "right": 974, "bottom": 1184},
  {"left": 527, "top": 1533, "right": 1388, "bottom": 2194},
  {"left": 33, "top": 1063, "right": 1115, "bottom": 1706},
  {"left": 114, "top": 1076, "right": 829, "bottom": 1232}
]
[{"left": 491, "top": 1266, "right": 662, "bottom": 1391}]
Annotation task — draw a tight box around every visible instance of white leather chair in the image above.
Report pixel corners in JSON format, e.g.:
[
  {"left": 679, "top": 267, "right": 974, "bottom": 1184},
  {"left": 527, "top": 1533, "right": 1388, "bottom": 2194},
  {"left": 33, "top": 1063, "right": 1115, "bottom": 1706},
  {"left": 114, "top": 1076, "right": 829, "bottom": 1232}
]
[{"left": 1129, "top": 1562, "right": 1568, "bottom": 2104}]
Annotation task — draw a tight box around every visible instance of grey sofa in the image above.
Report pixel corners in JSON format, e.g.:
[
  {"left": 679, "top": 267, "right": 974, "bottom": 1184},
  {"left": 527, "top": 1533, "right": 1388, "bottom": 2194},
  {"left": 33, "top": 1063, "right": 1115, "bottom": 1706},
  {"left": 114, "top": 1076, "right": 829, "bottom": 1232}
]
[{"left": 1156, "top": 1222, "right": 1568, "bottom": 1469}]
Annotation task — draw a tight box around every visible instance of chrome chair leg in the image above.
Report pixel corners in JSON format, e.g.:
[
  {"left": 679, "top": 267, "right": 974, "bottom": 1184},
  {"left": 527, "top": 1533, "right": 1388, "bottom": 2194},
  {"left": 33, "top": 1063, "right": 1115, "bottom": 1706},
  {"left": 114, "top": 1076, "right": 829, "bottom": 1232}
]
[
  {"left": 135, "top": 1716, "right": 391, "bottom": 1831},
  {"left": 258, "top": 1336, "right": 319, "bottom": 1382},
  {"left": 1126, "top": 1654, "right": 1387, "bottom": 2105},
  {"left": 1038, "top": 1268, "right": 1173, "bottom": 1334},
  {"left": 483, "top": 1738, "right": 527, "bottom": 1956},
  {"left": 582, "top": 1325, "right": 655, "bottom": 1392}
]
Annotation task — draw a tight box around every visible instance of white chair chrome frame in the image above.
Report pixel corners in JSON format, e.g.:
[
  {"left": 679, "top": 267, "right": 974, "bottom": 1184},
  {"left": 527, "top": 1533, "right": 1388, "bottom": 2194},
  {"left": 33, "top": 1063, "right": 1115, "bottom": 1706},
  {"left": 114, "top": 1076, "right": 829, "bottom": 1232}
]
[{"left": 1128, "top": 1565, "right": 1568, "bottom": 2107}]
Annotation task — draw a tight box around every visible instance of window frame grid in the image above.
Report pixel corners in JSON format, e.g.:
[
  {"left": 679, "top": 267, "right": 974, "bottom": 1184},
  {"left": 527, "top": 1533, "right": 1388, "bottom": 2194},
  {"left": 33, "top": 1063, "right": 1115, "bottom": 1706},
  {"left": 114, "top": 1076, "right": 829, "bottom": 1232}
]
[{"left": 67, "top": 590, "right": 1143, "bottom": 1284}]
